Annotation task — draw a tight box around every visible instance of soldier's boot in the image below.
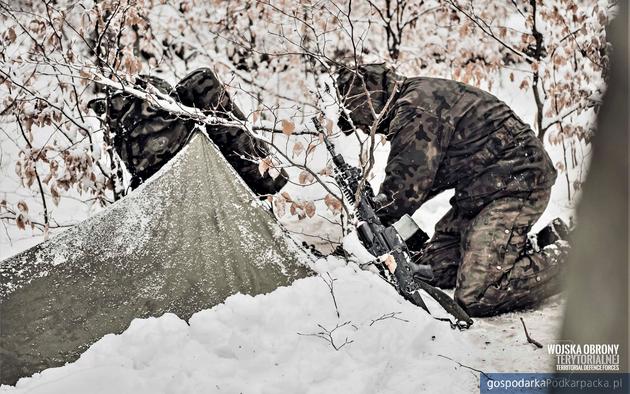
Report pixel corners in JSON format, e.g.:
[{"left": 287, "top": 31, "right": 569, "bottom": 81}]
[
  {"left": 536, "top": 218, "right": 570, "bottom": 249},
  {"left": 175, "top": 68, "right": 246, "bottom": 120},
  {"left": 173, "top": 68, "right": 288, "bottom": 196}
]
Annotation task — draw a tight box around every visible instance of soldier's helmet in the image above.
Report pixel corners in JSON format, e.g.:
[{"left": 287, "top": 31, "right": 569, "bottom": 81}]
[{"left": 335, "top": 63, "right": 403, "bottom": 135}]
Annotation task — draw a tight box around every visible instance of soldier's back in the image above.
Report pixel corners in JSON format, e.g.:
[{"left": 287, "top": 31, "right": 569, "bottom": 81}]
[
  {"left": 401, "top": 77, "right": 515, "bottom": 140},
  {"left": 399, "top": 77, "right": 554, "bottom": 201}
]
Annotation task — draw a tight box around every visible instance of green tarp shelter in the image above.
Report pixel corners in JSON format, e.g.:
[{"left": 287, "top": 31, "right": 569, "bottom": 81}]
[{"left": 0, "top": 133, "right": 311, "bottom": 385}]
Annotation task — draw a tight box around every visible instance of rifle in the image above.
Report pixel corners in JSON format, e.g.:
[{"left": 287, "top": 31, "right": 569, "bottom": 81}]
[{"left": 313, "top": 117, "right": 473, "bottom": 329}]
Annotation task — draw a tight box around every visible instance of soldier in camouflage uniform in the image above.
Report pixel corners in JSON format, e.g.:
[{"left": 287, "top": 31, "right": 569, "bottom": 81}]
[
  {"left": 92, "top": 68, "right": 287, "bottom": 196},
  {"left": 337, "top": 63, "right": 569, "bottom": 317}
]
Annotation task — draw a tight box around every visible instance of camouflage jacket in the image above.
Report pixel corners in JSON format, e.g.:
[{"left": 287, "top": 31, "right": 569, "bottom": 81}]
[
  {"left": 337, "top": 64, "right": 557, "bottom": 225},
  {"left": 98, "top": 68, "right": 287, "bottom": 196}
]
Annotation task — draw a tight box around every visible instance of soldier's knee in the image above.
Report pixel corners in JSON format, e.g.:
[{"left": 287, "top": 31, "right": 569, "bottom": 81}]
[
  {"left": 428, "top": 263, "right": 458, "bottom": 289},
  {"left": 416, "top": 258, "right": 459, "bottom": 289},
  {"left": 417, "top": 248, "right": 460, "bottom": 289}
]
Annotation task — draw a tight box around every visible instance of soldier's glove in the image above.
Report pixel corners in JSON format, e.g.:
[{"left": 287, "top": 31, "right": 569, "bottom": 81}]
[
  {"left": 372, "top": 193, "right": 389, "bottom": 209},
  {"left": 406, "top": 228, "right": 430, "bottom": 253}
]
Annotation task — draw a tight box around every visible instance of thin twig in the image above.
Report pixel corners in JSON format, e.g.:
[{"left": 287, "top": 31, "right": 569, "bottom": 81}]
[
  {"left": 369, "top": 311, "right": 409, "bottom": 326},
  {"left": 321, "top": 273, "right": 340, "bottom": 318},
  {"left": 298, "top": 321, "right": 354, "bottom": 351},
  {"left": 15, "top": 118, "right": 49, "bottom": 228},
  {"left": 438, "top": 354, "right": 492, "bottom": 380},
  {"left": 520, "top": 317, "right": 543, "bottom": 349}
]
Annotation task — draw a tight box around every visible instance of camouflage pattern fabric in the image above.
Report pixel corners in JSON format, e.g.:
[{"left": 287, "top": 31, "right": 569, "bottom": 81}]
[
  {"left": 104, "top": 68, "right": 287, "bottom": 195},
  {"left": 337, "top": 64, "right": 562, "bottom": 317},
  {"left": 106, "top": 75, "right": 193, "bottom": 187},
  {"left": 416, "top": 189, "right": 566, "bottom": 317}
]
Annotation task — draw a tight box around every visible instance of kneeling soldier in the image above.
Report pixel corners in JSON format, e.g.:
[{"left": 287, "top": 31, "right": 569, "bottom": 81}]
[{"left": 337, "top": 64, "right": 569, "bottom": 317}]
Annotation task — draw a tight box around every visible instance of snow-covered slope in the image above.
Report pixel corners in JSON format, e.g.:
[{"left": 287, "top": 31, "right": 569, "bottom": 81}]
[{"left": 3, "top": 257, "right": 563, "bottom": 394}]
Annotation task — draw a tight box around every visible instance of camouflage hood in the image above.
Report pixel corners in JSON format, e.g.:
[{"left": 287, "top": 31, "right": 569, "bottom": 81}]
[{"left": 336, "top": 63, "right": 404, "bottom": 135}]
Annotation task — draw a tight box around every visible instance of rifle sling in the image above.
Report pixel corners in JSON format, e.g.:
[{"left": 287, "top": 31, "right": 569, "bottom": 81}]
[{"left": 412, "top": 279, "right": 474, "bottom": 329}]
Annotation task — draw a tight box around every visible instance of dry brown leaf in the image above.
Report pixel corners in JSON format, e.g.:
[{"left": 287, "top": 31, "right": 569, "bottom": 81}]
[
  {"left": 258, "top": 157, "right": 272, "bottom": 176},
  {"left": 531, "top": 62, "right": 539, "bottom": 72},
  {"left": 325, "top": 118, "right": 334, "bottom": 135},
  {"left": 17, "top": 200, "right": 28, "bottom": 213},
  {"left": 318, "top": 165, "right": 332, "bottom": 176},
  {"left": 383, "top": 254, "right": 397, "bottom": 273},
  {"left": 298, "top": 170, "right": 315, "bottom": 185},
  {"left": 280, "top": 191, "right": 293, "bottom": 202},
  {"left": 273, "top": 196, "right": 286, "bottom": 217},
  {"left": 324, "top": 194, "right": 342, "bottom": 214},
  {"left": 5, "top": 27, "right": 16, "bottom": 43},
  {"left": 16, "top": 213, "right": 26, "bottom": 230},
  {"left": 79, "top": 69, "right": 92, "bottom": 80},
  {"left": 555, "top": 161, "right": 565, "bottom": 172},
  {"left": 51, "top": 184, "right": 61, "bottom": 206},
  {"left": 281, "top": 119, "right": 295, "bottom": 136},
  {"left": 519, "top": 79, "right": 529, "bottom": 90},
  {"left": 304, "top": 201, "right": 316, "bottom": 218},
  {"left": 292, "top": 142, "right": 304, "bottom": 157}
]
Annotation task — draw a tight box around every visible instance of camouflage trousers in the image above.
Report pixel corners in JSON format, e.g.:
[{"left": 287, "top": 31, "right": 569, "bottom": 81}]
[{"left": 417, "top": 188, "right": 564, "bottom": 317}]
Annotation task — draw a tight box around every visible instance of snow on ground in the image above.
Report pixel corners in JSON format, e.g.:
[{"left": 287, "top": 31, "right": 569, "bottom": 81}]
[{"left": 1, "top": 256, "right": 563, "bottom": 394}]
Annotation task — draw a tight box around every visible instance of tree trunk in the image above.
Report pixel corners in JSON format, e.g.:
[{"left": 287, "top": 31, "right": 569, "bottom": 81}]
[{"left": 556, "top": 1, "right": 629, "bottom": 379}]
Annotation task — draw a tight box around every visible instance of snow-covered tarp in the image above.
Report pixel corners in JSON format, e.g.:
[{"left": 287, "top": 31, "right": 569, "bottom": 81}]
[{"left": 0, "top": 133, "right": 311, "bottom": 385}]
